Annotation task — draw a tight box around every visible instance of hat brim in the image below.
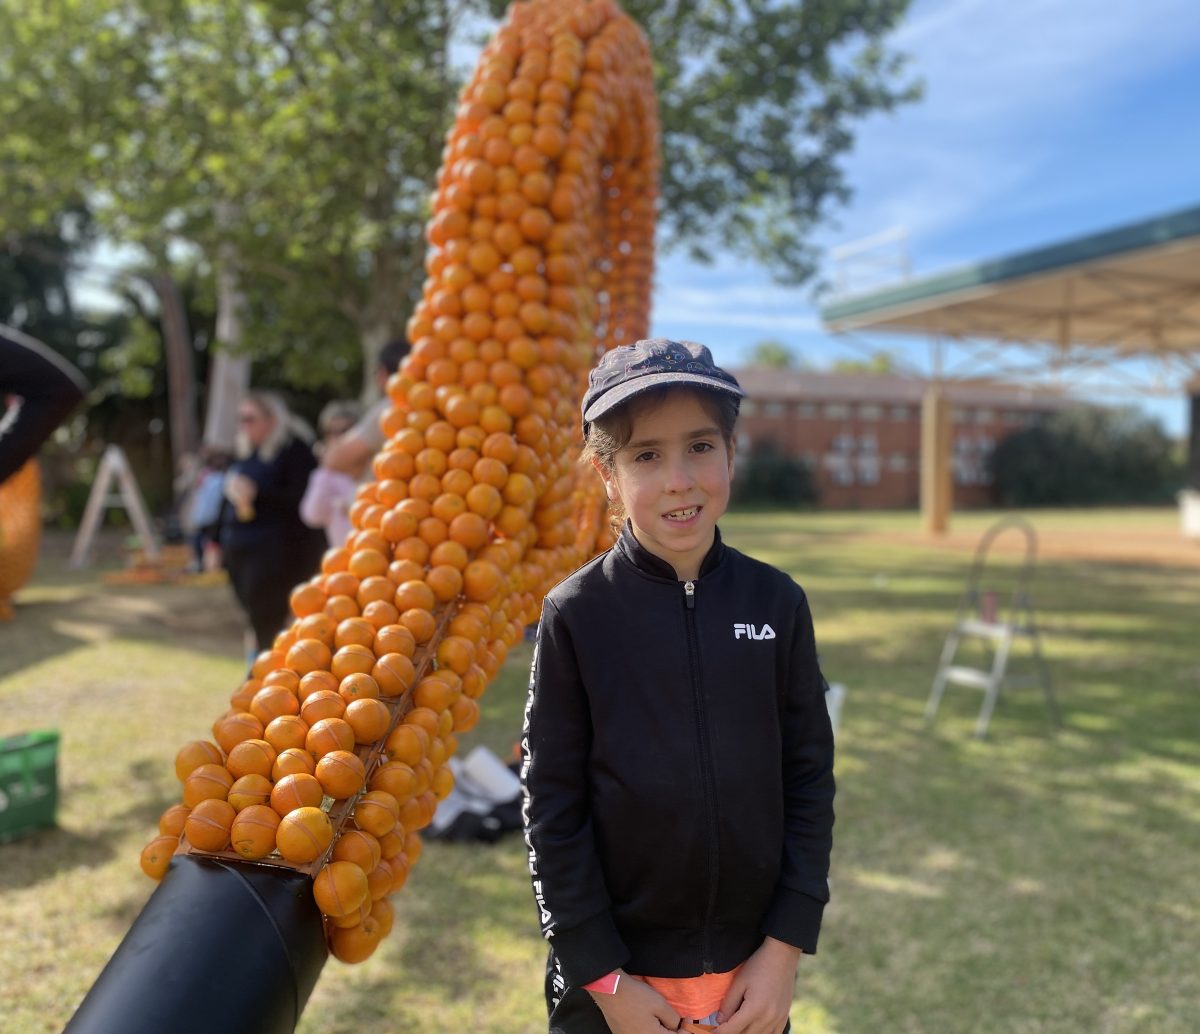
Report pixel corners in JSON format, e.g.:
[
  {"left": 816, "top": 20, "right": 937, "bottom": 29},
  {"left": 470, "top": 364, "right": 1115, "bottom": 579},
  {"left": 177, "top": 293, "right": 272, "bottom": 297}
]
[{"left": 582, "top": 371, "right": 746, "bottom": 424}]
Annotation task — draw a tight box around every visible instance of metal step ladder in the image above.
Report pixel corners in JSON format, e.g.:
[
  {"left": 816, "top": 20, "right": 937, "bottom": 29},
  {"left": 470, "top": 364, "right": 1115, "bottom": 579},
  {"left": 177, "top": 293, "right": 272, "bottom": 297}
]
[{"left": 926, "top": 516, "right": 1059, "bottom": 738}]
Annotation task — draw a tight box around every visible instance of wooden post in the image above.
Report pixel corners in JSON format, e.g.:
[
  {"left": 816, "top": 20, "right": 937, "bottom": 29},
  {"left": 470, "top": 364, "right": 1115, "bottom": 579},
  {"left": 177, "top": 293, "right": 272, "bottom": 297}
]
[{"left": 921, "top": 383, "right": 952, "bottom": 536}]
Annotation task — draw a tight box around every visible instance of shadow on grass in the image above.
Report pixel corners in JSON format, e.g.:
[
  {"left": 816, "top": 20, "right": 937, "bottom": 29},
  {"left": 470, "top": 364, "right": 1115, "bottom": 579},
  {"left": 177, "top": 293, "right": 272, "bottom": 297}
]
[{"left": 0, "top": 758, "right": 175, "bottom": 892}]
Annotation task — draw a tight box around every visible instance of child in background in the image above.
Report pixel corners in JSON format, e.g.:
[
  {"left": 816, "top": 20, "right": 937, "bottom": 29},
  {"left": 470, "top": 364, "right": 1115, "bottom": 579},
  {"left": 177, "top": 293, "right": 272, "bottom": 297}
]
[
  {"left": 300, "top": 399, "right": 364, "bottom": 547},
  {"left": 186, "top": 446, "right": 231, "bottom": 572},
  {"left": 522, "top": 339, "right": 835, "bottom": 1034}
]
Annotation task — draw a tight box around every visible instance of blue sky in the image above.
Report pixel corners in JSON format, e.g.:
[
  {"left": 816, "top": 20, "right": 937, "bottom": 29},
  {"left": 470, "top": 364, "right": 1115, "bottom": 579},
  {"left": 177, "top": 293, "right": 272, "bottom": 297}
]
[{"left": 650, "top": 0, "right": 1200, "bottom": 436}]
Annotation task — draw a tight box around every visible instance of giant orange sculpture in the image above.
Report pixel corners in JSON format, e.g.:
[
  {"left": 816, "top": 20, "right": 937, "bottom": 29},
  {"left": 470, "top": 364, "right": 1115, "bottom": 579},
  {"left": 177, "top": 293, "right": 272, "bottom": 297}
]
[{"left": 142, "top": 0, "right": 658, "bottom": 966}]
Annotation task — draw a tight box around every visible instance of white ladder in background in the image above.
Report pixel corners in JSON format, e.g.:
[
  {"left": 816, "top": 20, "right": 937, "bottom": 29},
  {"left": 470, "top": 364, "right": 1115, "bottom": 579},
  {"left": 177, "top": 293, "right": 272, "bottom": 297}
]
[
  {"left": 925, "top": 517, "right": 1059, "bottom": 738},
  {"left": 69, "top": 445, "right": 161, "bottom": 568}
]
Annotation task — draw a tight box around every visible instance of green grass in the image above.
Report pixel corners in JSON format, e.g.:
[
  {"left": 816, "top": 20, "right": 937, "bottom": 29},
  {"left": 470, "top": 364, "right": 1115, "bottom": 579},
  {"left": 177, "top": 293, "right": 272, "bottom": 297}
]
[{"left": 1, "top": 512, "right": 1197, "bottom": 1032}]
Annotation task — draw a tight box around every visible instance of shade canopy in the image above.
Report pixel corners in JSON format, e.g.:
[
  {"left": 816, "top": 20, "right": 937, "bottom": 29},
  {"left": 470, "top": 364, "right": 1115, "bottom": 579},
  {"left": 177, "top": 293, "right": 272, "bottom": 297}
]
[{"left": 821, "top": 205, "right": 1200, "bottom": 363}]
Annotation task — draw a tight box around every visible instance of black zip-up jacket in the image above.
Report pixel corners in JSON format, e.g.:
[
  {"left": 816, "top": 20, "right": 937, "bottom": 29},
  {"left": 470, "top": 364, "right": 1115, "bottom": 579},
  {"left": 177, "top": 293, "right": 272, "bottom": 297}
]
[{"left": 521, "top": 523, "right": 835, "bottom": 989}]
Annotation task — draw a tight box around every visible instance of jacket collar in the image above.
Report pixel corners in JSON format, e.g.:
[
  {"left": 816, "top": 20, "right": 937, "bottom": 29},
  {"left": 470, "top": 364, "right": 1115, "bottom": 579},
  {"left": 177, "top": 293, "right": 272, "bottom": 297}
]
[{"left": 614, "top": 521, "right": 726, "bottom": 582}]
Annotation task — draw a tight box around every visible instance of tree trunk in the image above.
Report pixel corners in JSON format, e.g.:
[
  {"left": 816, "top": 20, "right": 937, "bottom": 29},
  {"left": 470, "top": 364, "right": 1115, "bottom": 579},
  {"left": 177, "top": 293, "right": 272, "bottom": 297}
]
[
  {"left": 149, "top": 272, "right": 198, "bottom": 481},
  {"left": 204, "top": 231, "right": 250, "bottom": 451}
]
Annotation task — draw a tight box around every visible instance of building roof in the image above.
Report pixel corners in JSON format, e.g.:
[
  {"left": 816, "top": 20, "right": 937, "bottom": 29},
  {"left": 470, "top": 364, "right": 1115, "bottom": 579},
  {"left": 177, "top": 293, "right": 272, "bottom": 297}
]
[
  {"left": 731, "top": 367, "right": 1071, "bottom": 410},
  {"left": 819, "top": 204, "right": 1200, "bottom": 357}
]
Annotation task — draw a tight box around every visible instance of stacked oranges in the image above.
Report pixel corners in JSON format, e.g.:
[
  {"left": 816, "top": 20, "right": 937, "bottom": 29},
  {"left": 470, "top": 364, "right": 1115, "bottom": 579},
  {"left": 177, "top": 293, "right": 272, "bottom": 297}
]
[
  {"left": 140, "top": 0, "right": 656, "bottom": 964},
  {"left": 0, "top": 460, "right": 41, "bottom": 620}
]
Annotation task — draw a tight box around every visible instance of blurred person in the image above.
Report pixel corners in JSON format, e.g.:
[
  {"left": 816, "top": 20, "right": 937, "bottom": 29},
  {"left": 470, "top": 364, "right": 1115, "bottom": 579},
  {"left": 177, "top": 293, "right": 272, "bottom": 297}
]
[
  {"left": 220, "top": 391, "right": 326, "bottom": 655},
  {"left": 182, "top": 445, "right": 232, "bottom": 572},
  {"left": 0, "top": 325, "right": 88, "bottom": 485},
  {"left": 320, "top": 338, "right": 409, "bottom": 480},
  {"left": 300, "top": 399, "right": 364, "bottom": 548}
]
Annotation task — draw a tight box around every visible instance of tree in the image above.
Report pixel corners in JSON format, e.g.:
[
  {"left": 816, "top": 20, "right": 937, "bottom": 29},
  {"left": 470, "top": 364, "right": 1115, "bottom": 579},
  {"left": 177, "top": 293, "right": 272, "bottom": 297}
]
[
  {"left": 831, "top": 349, "right": 897, "bottom": 374},
  {"left": 2, "top": 0, "right": 918, "bottom": 398},
  {"left": 731, "top": 440, "right": 818, "bottom": 508},
  {"left": 989, "top": 406, "right": 1183, "bottom": 506},
  {"left": 747, "top": 339, "right": 799, "bottom": 368}
]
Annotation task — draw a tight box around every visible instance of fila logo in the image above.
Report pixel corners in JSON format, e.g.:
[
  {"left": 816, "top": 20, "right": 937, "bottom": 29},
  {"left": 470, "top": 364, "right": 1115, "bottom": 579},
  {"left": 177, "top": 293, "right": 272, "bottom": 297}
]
[{"left": 734, "top": 622, "right": 776, "bottom": 640}]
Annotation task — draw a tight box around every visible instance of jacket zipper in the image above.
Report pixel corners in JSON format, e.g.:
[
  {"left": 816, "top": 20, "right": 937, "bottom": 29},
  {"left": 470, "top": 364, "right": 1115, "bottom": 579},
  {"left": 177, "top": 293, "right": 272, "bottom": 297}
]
[{"left": 683, "top": 578, "right": 719, "bottom": 973}]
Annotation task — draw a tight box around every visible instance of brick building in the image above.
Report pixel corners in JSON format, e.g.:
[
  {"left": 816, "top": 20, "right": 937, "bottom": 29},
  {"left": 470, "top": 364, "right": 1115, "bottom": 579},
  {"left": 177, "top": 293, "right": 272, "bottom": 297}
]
[{"left": 731, "top": 368, "right": 1071, "bottom": 509}]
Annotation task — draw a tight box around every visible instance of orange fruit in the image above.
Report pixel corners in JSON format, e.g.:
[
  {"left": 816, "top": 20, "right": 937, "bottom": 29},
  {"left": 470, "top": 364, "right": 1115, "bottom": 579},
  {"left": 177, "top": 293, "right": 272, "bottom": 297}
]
[
  {"left": 370, "top": 761, "right": 417, "bottom": 803},
  {"left": 264, "top": 714, "right": 310, "bottom": 753},
  {"left": 225, "top": 738, "right": 277, "bottom": 779},
  {"left": 333, "top": 828, "right": 382, "bottom": 872},
  {"left": 158, "top": 803, "right": 191, "bottom": 837},
  {"left": 331, "top": 643, "right": 381, "bottom": 681},
  {"left": 298, "top": 669, "right": 339, "bottom": 701},
  {"left": 175, "top": 740, "right": 224, "bottom": 782},
  {"left": 314, "top": 860, "right": 370, "bottom": 918},
  {"left": 389, "top": 854, "right": 411, "bottom": 893},
  {"left": 366, "top": 857, "right": 394, "bottom": 901},
  {"left": 183, "top": 763, "right": 234, "bottom": 807},
  {"left": 140, "top": 835, "right": 178, "bottom": 880},
  {"left": 353, "top": 790, "right": 400, "bottom": 838},
  {"left": 373, "top": 624, "right": 416, "bottom": 658},
  {"left": 276, "top": 806, "right": 333, "bottom": 864},
  {"left": 185, "top": 798, "right": 236, "bottom": 852},
  {"left": 371, "top": 898, "right": 395, "bottom": 937},
  {"left": 296, "top": 612, "right": 336, "bottom": 647},
  {"left": 450, "top": 695, "right": 481, "bottom": 733},
  {"left": 285, "top": 637, "right": 333, "bottom": 676},
  {"left": 399, "top": 607, "right": 437, "bottom": 644},
  {"left": 371, "top": 653, "right": 416, "bottom": 697},
  {"left": 213, "top": 712, "right": 265, "bottom": 754},
  {"left": 345, "top": 697, "right": 391, "bottom": 744},
  {"left": 251, "top": 649, "right": 286, "bottom": 679},
  {"left": 229, "top": 681, "right": 258, "bottom": 713},
  {"left": 306, "top": 717, "right": 355, "bottom": 760},
  {"left": 231, "top": 804, "right": 281, "bottom": 860},
  {"left": 271, "top": 772, "right": 324, "bottom": 816},
  {"left": 228, "top": 773, "right": 274, "bottom": 811},
  {"left": 334, "top": 617, "right": 377, "bottom": 650},
  {"left": 338, "top": 671, "right": 381, "bottom": 703},
  {"left": 433, "top": 764, "right": 456, "bottom": 799},
  {"left": 290, "top": 582, "right": 327, "bottom": 618},
  {"left": 272, "top": 747, "right": 316, "bottom": 780},
  {"left": 404, "top": 831, "right": 423, "bottom": 867},
  {"left": 436, "top": 635, "right": 476, "bottom": 675},
  {"left": 399, "top": 791, "right": 437, "bottom": 832},
  {"left": 425, "top": 565, "right": 464, "bottom": 603},
  {"left": 403, "top": 707, "right": 441, "bottom": 739},
  {"left": 330, "top": 915, "right": 381, "bottom": 964},
  {"left": 385, "top": 723, "right": 429, "bottom": 767},
  {"left": 315, "top": 750, "right": 367, "bottom": 799},
  {"left": 323, "top": 594, "right": 360, "bottom": 623},
  {"left": 252, "top": 686, "right": 298, "bottom": 729},
  {"left": 300, "top": 689, "right": 346, "bottom": 726},
  {"left": 360, "top": 599, "right": 403, "bottom": 633},
  {"left": 262, "top": 668, "right": 301, "bottom": 693},
  {"left": 377, "top": 828, "right": 407, "bottom": 861},
  {"left": 413, "top": 675, "right": 458, "bottom": 713}
]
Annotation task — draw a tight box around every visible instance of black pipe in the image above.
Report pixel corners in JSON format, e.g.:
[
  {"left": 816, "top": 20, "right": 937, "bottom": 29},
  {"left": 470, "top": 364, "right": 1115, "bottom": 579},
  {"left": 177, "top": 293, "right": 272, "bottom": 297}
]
[{"left": 65, "top": 855, "right": 328, "bottom": 1034}]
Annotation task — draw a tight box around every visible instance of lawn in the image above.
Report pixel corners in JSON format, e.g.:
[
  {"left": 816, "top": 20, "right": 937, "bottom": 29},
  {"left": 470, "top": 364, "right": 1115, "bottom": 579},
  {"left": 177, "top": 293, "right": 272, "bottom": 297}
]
[{"left": 1, "top": 510, "right": 1197, "bottom": 1033}]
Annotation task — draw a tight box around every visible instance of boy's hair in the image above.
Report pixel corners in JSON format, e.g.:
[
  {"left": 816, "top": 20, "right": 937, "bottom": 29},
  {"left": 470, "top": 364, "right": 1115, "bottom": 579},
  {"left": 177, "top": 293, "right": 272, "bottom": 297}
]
[{"left": 581, "top": 385, "right": 739, "bottom": 530}]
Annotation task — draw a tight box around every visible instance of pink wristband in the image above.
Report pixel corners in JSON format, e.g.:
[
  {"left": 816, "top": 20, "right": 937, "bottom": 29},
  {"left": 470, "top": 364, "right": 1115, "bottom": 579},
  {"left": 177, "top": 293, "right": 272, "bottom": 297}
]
[{"left": 583, "top": 971, "right": 621, "bottom": 995}]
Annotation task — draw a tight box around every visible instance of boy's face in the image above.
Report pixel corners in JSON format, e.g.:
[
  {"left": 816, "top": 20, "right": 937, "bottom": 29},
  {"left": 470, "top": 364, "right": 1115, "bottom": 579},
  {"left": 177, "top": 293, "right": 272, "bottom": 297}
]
[{"left": 595, "top": 389, "right": 734, "bottom": 581}]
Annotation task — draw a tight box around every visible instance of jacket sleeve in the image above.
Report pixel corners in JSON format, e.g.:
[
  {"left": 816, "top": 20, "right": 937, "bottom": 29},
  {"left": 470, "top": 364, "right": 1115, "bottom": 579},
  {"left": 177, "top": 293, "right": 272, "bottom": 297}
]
[
  {"left": 521, "top": 597, "right": 631, "bottom": 986},
  {"left": 762, "top": 591, "right": 835, "bottom": 954}
]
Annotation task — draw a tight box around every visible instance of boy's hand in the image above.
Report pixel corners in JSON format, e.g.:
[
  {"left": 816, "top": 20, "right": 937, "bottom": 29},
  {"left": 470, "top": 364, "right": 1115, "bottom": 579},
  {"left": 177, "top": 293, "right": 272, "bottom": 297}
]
[
  {"left": 589, "top": 972, "right": 682, "bottom": 1033},
  {"left": 712, "top": 937, "right": 801, "bottom": 1034}
]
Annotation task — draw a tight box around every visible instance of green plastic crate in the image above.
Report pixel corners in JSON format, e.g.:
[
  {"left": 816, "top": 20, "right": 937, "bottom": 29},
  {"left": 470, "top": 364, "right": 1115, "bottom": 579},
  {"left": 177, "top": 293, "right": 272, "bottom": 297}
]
[{"left": 0, "top": 730, "right": 59, "bottom": 843}]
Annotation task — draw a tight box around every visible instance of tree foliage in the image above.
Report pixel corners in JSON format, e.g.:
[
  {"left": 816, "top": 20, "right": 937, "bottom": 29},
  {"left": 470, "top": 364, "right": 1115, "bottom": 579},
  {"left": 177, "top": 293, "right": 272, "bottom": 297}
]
[
  {"left": 989, "top": 406, "right": 1183, "bottom": 506},
  {"left": 747, "top": 339, "right": 799, "bottom": 368},
  {"left": 1, "top": 0, "right": 918, "bottom": 394},
  {"left": 732, "top": 440, "right": 818, "bottom": 508}
]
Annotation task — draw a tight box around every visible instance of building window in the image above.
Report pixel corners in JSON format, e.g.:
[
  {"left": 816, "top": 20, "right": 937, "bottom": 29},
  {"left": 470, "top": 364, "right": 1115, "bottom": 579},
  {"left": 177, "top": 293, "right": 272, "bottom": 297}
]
[
  {"left": 953, "top": 437, "right": 994, "bottom": 486},
  {"left": 741, "top": 400, "right": 758, "bottom": 417},
  {"left": 1003, "top": 410, "right": 1031, "bottom": 427},
  {"left": 825, "top": 454, "right": 855, "bottom": 485},
  {"left": 975, "top": 408, "right": 996, "bottom": 425},
  {"left": 764, "top": 401, "right": 787, "bottom": 419},
  {"left": 833, "top": 432, "right": 855, "bottom": 452},
  {"left": 824, "top": 402, "right": 850, "bottom": 420},
  {"left": 952, "top": 407, "right": 969, "bottom": 423},
  {"left": 797, "top": 402, "right": 817, "bottom": 419},
  {"left": 857, "top": 454, "right": 881, "bottom": 484},
  {"left": 888, "top": 453, "right": 909, "bottom": 472},
  {"left": 891, "top": 405, "right": 912, "bottom": 421},
  {"left": 858, "top": 403, "right": 882, "bottom": 421},
  {"left": 858, "top": 433, "right": 877, "bottom": 453}
]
